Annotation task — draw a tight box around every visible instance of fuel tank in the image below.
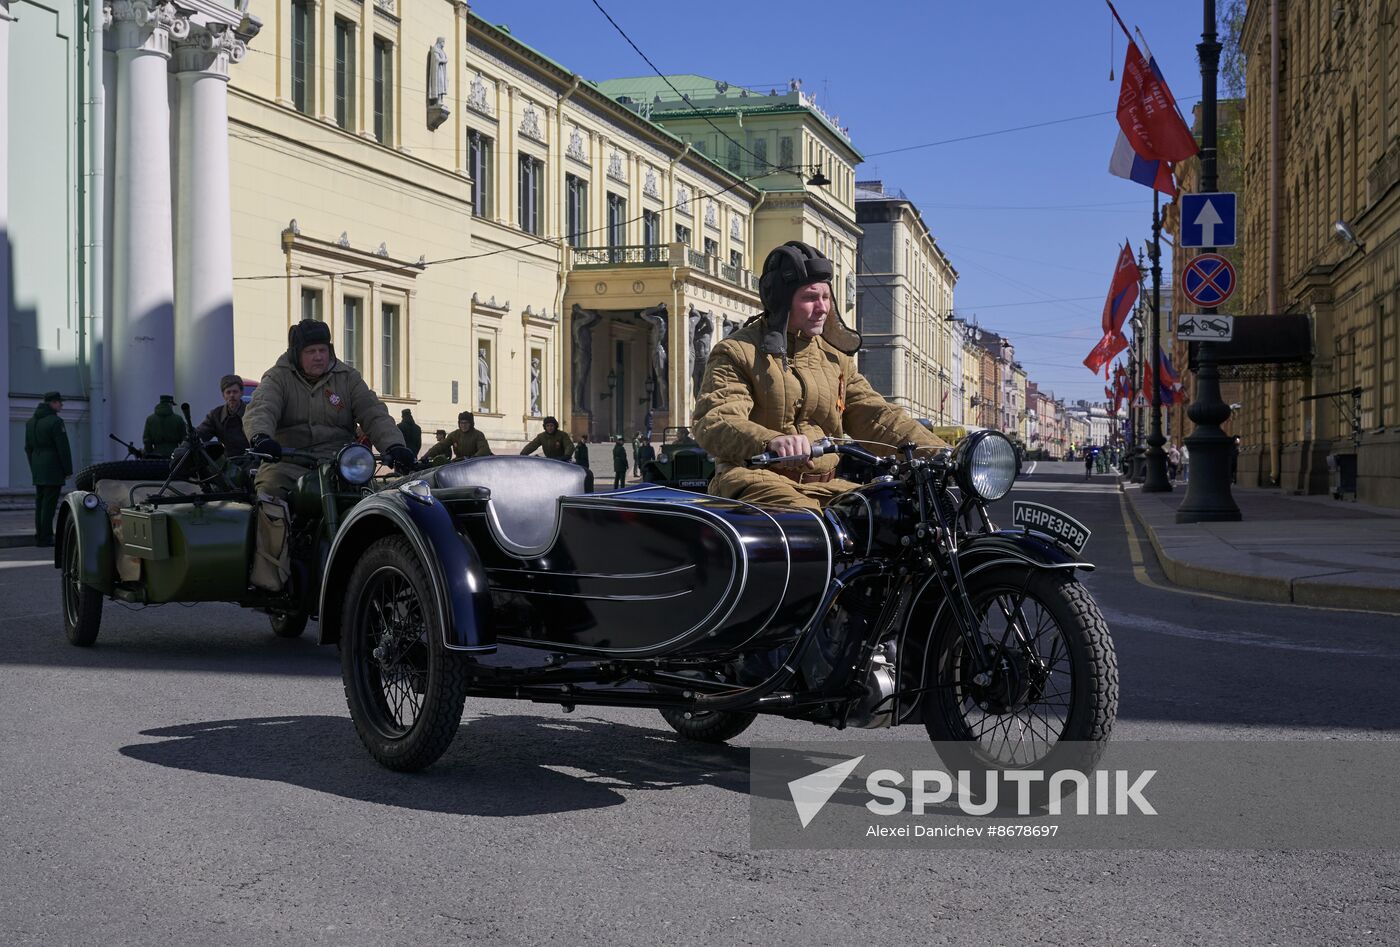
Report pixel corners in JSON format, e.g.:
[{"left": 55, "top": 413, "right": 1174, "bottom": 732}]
[{"left": 442, "top": 483, "right": 832, "bottom": 658}]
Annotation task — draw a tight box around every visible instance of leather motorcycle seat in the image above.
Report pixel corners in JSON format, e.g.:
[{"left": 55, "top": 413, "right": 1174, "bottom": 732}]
[{"left": 423, "top": 455, "right": 587, "bottom": 558}]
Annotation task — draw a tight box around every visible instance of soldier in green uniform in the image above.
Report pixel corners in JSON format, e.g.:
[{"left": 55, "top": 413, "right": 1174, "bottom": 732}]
[
  {"left": 25, "top": 391, "right": 73, "bottom": 547},
  {"left": 612, "top": 436, "right": 628, "bottom": 489},
  {"left": 424, "top": 411, "right": 492, "bottom": 462},
  {"left": 572, "top": 437, "right": 590, "bottom": 467},
  {"left": 398, "top": 408, "right": 422, "bottom": 456},
  {"left": 520, "top": 416, "right": 573, "bottom": 460},
  {"left": 143, "top": 395, "right": 187, "bottom": 458}
]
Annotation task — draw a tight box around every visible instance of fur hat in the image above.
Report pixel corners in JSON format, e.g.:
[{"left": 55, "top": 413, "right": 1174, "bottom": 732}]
[{"left": 286, "top": 319, "right": 335, "bottom": 366}]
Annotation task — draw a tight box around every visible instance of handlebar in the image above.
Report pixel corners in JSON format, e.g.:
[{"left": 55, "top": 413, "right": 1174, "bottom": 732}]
[{"left": 747, "top": 437, "right": 841, "bottom": 468}]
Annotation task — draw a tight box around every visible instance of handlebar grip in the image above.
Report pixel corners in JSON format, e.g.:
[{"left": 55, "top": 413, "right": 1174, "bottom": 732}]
[{"left": 747, "top": 437, "right": 835, "bottom": 467}]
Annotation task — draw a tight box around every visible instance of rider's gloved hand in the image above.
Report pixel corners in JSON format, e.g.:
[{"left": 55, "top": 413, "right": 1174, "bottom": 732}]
[
  {"left": 250, "top": 433, "right": 282, "bottom": 460},
  {"left": 385, "top": 445, "right": 417, "bottom": 473}
]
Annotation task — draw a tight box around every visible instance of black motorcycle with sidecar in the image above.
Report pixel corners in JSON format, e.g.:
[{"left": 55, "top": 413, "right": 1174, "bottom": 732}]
[{"left": 326, "top": 429, "right": 1119, "bottom": 776}]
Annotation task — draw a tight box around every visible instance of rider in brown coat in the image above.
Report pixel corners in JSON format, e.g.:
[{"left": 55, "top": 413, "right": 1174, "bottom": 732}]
[{"left": 693, "top": 241, "right": 946, "bottom": 510}]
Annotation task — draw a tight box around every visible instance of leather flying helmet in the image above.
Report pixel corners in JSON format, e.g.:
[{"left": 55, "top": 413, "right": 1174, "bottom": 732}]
[{"left": 757, "top": 240, "right": 860, "bottom": 357}]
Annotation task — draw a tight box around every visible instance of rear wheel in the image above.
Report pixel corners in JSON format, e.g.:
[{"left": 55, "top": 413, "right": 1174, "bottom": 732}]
[
  {"left": 659, "top": 707, "right": 756, "bottom": 744},
  {"left": 923, "top": 566, "right": 1117, "bottom": 778},
  {"left": 60, "top": 518, "right": 103, "bottom": 647},
  {"left": 268, "top": 610, "right": 308, "bottom": 639},
  {"left": 341, "top": 536, "right": 468, "bottom": 771}
]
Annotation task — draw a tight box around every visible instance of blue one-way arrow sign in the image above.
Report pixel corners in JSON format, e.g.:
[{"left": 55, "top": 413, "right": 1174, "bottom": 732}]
[{"left": 1180, "top": 192, "right": 1237, "bottom": 248}]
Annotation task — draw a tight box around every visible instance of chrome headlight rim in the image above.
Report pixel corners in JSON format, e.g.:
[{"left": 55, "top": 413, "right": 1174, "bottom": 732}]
[
  {"left": 336, "top": 443, "right": 376, "bottom": 485},
  {"left": 952, "top": 430, "right": 1019, "bottom": 502}
]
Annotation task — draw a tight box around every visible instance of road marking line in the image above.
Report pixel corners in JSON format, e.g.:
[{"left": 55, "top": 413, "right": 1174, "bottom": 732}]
[{"left": 1116, "top": 491, "right": 1394, "bottom": 615}]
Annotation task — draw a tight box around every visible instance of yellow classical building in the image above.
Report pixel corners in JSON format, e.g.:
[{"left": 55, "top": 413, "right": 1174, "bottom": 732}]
[{"left": 227, "top": 5, "right": 797, "bottom": 447}]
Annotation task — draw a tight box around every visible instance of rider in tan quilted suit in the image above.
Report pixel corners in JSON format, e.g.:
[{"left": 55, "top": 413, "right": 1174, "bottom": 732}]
[{"left": 693, "top": 241, "right": 947, "bottom": 510}]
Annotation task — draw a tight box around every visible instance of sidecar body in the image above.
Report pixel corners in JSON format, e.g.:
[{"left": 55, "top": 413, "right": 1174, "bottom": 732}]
[{"left": 319, "top": 455, "right": 834, "bottom": 658}]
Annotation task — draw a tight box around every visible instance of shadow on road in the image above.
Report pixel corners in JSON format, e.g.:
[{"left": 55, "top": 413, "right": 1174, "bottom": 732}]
[{"left": 120, "top": 713, "right": 763, "bottom": 815}]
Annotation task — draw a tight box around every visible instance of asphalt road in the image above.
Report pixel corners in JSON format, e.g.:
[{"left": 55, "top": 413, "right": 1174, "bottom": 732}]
[{"left": 2, "top": 463, "right": 1397, "bottom": 946}]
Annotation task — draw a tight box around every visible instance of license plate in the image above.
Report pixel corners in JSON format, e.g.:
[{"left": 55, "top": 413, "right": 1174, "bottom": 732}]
[{"left": 1011, "top": 501, "right": 1091, "bottom": 555}]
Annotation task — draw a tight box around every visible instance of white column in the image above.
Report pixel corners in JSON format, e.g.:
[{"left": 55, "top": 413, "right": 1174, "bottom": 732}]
[
  {"left": 110, "top": 0, "right": 181, "bottom": 443},
  {"left": 172, "top": 24, "right": 243, "bottom": 410},
  {"left": 0, "top": 0, "right": 12, "bottom": 485}
]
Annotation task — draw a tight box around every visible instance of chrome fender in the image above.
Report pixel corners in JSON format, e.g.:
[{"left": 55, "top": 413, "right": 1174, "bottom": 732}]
[
  {"left": 56, "top": 493, "right": 116, "bottom": 595},
  {"left": 317, "top": 488, "right": 495, "bottom": 652}
]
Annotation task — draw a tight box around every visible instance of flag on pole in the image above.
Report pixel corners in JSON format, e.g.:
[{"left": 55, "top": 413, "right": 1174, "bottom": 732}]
[
  {"left": 1101, "top": 241, "right": 1139, "bottom": 337},
  {"left": 1084, "top": 330, "right": 1129, "bottom": 377},
  {"left": 1109, "top": 129, "right": 1176, "bottom": 195},
  {"left": 1158, "top": 349, "right": 1182, "bottom": 405},
  {"left": 1117, "top": 42, "right": 1199, "bottom": 164}
]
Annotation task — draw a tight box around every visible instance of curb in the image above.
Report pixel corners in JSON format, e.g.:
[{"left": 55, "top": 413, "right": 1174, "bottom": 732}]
[{"left": 1121, "top": 483, "right": 1400, "bottom": 614}]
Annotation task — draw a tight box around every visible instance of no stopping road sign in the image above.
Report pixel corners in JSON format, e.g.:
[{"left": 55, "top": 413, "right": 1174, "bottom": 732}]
[{"left": 1182, "top": 253, "right": 1236, "bottom": 308}]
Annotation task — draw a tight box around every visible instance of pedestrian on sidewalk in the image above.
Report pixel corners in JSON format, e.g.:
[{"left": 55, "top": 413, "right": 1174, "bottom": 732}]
[
  {"left": 1180, "top": 442, "right": 1190, "bottom": 482},
  {"left": 637, "top": 438, "right": 656, "bottom": 479},
  {"left": 612, "top": 437, "right": 628, "bottom": 489},
  {"left": 630, "top": 431, "right": 642, "bottom": 477},
  {"left": 1231, "top": 436, "right": 1241, "bottom": 483},
  {"left": 1167, "top": 443, "right": 1181, "bottom": 481},
  {"left": 1083, "top": 449, "right": 1094, "bottom": 481},
  {"left": 397, "top": 408, "right": 422, "bottom": 456},
  {"left": 25, "top": 391, "right": 72, "bottom": 547}
]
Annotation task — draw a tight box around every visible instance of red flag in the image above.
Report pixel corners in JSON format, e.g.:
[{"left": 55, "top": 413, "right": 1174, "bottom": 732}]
[
  {"left": 1101, "top": 241, "right": 1140, "bottom": 338},
  {"left": 1117, "top": 43, "right": 1198, "bottom": 164},
  {"left": 1084, "top": 331, "right": 1128, "bottom": 376}
]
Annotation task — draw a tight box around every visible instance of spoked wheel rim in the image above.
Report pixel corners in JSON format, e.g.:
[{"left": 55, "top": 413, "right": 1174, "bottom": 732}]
[
  {"left": 936, "top": 584, "right": 1074, "bottom": 767},
  {"left": 61, "top": 528, "right": 82, "bottom": 628},
  {"left": 354, "top": 564, "right": 431, "bottom": 738}
]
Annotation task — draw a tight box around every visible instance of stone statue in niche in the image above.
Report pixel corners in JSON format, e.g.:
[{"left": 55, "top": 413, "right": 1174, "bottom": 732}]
[
  {"left": 467, "top": 72, "right": 492, "bottom": 115},
  {"left": 722, "top": 317, "right": 742, "bottom": 339},
  {"left": 643, "top": 168, "right": 659, "bottom": 198},
  {"left": 688, "top": 306, "right": 714, "bottom": 400},
  {"left": 845, "top": 273, "right": 857, "bottom": 311},
  {"left": 477, "top": 346, "right": 491, "bottom": 411},
  {"left": 571, "top": 303, "right": 603, "bottom": 411},
  {"left": 566, "top": 126, "right": 585, "bottom": 161},
  {"left": 426, "top": 38, "right": 450, "bottom": 131},
  {"left": 638, "top": 303, "right": 668, "bottom": 410},
  {"left": 529, "top": 355, "right": 542, "bottom": 416}
]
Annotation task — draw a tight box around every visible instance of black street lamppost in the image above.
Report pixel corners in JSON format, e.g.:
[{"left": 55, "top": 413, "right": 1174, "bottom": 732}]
[
  {"left": 1177, "top": 0, "right": 1242, "bottom": 522},
  {"left": 1143, "top": 192, "right": 1172, "bottom": 493},
  {"left": 1128, "top": 310, "right": 1144, "bottom": 482}
]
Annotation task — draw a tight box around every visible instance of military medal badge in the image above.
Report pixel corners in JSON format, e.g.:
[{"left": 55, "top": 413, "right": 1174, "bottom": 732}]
[{"left": 326, "top": 391, "right": 344, "bottom": 410}]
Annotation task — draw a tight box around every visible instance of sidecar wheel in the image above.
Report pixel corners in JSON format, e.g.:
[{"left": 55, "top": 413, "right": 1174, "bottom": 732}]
[
  {"left": 341, "top": 536, "right": 468, "bottom": 771},
  {"left": 922, "top": 566, "right": 1117, "bottom": 778},
  {"left": 60, "top": 518, "right": 103, "bottom": 647},
  {"left": 659, "top": 708, "right": 756, "bottom": 743},
  {"left": 268, "top": 610, "right": 308, "bottom": 639}
]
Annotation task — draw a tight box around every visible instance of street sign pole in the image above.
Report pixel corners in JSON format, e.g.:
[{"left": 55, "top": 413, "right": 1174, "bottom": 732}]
[
  {"left": 1178, "top": 0, "right": 1242, "bottom": 523},
  {"left": 1144, "top": 191, "right": 1172, "bottom": 493}
]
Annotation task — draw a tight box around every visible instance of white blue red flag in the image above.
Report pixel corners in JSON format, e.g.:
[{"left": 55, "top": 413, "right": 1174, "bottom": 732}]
[{"left": 1109, "top": 129, "right": 1176, "bottom": 195}]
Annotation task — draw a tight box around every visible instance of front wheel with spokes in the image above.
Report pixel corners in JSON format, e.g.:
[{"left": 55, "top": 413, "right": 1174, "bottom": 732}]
[
  {"left": 341, "top": 536, "right": 469, "bottom": 771},
  {"left": 923, "top": 565, "right": 1117, "bottom": 776}
]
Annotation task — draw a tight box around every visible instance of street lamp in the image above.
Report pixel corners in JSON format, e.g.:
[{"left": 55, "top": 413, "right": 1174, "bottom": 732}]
[
  {"left": 598, "top": 368, "right": 619, "bottom": 401},
  {"left": 1334, "top": 219, "right": 1367, "bottom": 255}
]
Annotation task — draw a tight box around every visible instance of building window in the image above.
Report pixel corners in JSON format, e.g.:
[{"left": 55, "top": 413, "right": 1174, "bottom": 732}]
[
  {"left": 300, "top": 287, "right": 323, "bottom": 322},
  {"left": 381, "top": 303, "right": 401, "bottom": 396},
  {"left": 518, "top": 153, "right": 543, "bottom": 234},
  {"left": 334, "top": 18, "right": 355, "bottom": 130},
  {"left": 643, "top": 210, "right": 662, "bottom": 261},
  {"left": 607, "top": 192, "right": 626, "bottom": 261},
  {"left": 373, "top": 37, "right": 394, "bottom": 144},
  {"left": 753, "top": 137, "right": 768, "bottom": 170},
  {"left": 726, "top": 140, "right": 741, "bottom": 172},
  {"left": 730, "top": 249, "right": 743, "bottom": 270},
  {"left": 703, "top": 237, "right": 719, "bottom": 257},
  {"left": 468, "top": 130, "right": 493, "bottom": 217},
  {"left": 675, "top": 223, "right": 691, "bottom": 246},
  {"left": 566, "top": 174, "right": 588, "bottom": 248},
  {"left": 342, "top": 295, "right": 363, "bottom": 368},
  {"left": 779, "top": 136, "right": 793, "bottom": 171},
  {"left": 291, "top": 0, "right": 315, "bottom": 115}
]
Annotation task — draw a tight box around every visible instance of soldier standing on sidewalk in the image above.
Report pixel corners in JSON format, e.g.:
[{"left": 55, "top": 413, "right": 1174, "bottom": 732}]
[
  {"left": 25, "top": 391, "right": 72, "bottom": 547},
  {"left": 612, "top": 436, "right": 628, "bottom": 489}
]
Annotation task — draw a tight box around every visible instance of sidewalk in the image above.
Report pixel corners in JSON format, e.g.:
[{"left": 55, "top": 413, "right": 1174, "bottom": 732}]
[{"left": 1123, "top": 480, "right": 1400, "bottom": 613}]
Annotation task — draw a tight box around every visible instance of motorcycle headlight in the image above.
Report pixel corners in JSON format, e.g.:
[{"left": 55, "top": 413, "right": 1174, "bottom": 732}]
[
  {"left": 337, "top": 443, "right": 375, "bottom": 485},
  {"left": 952, "top": 430, "right": 1018, "bottom": 502}
]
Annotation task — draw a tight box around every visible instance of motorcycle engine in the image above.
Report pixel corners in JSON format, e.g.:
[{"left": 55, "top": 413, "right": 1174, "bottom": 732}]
[{"left": 846, "top": 644, "right": 897, "bottom": 729}]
